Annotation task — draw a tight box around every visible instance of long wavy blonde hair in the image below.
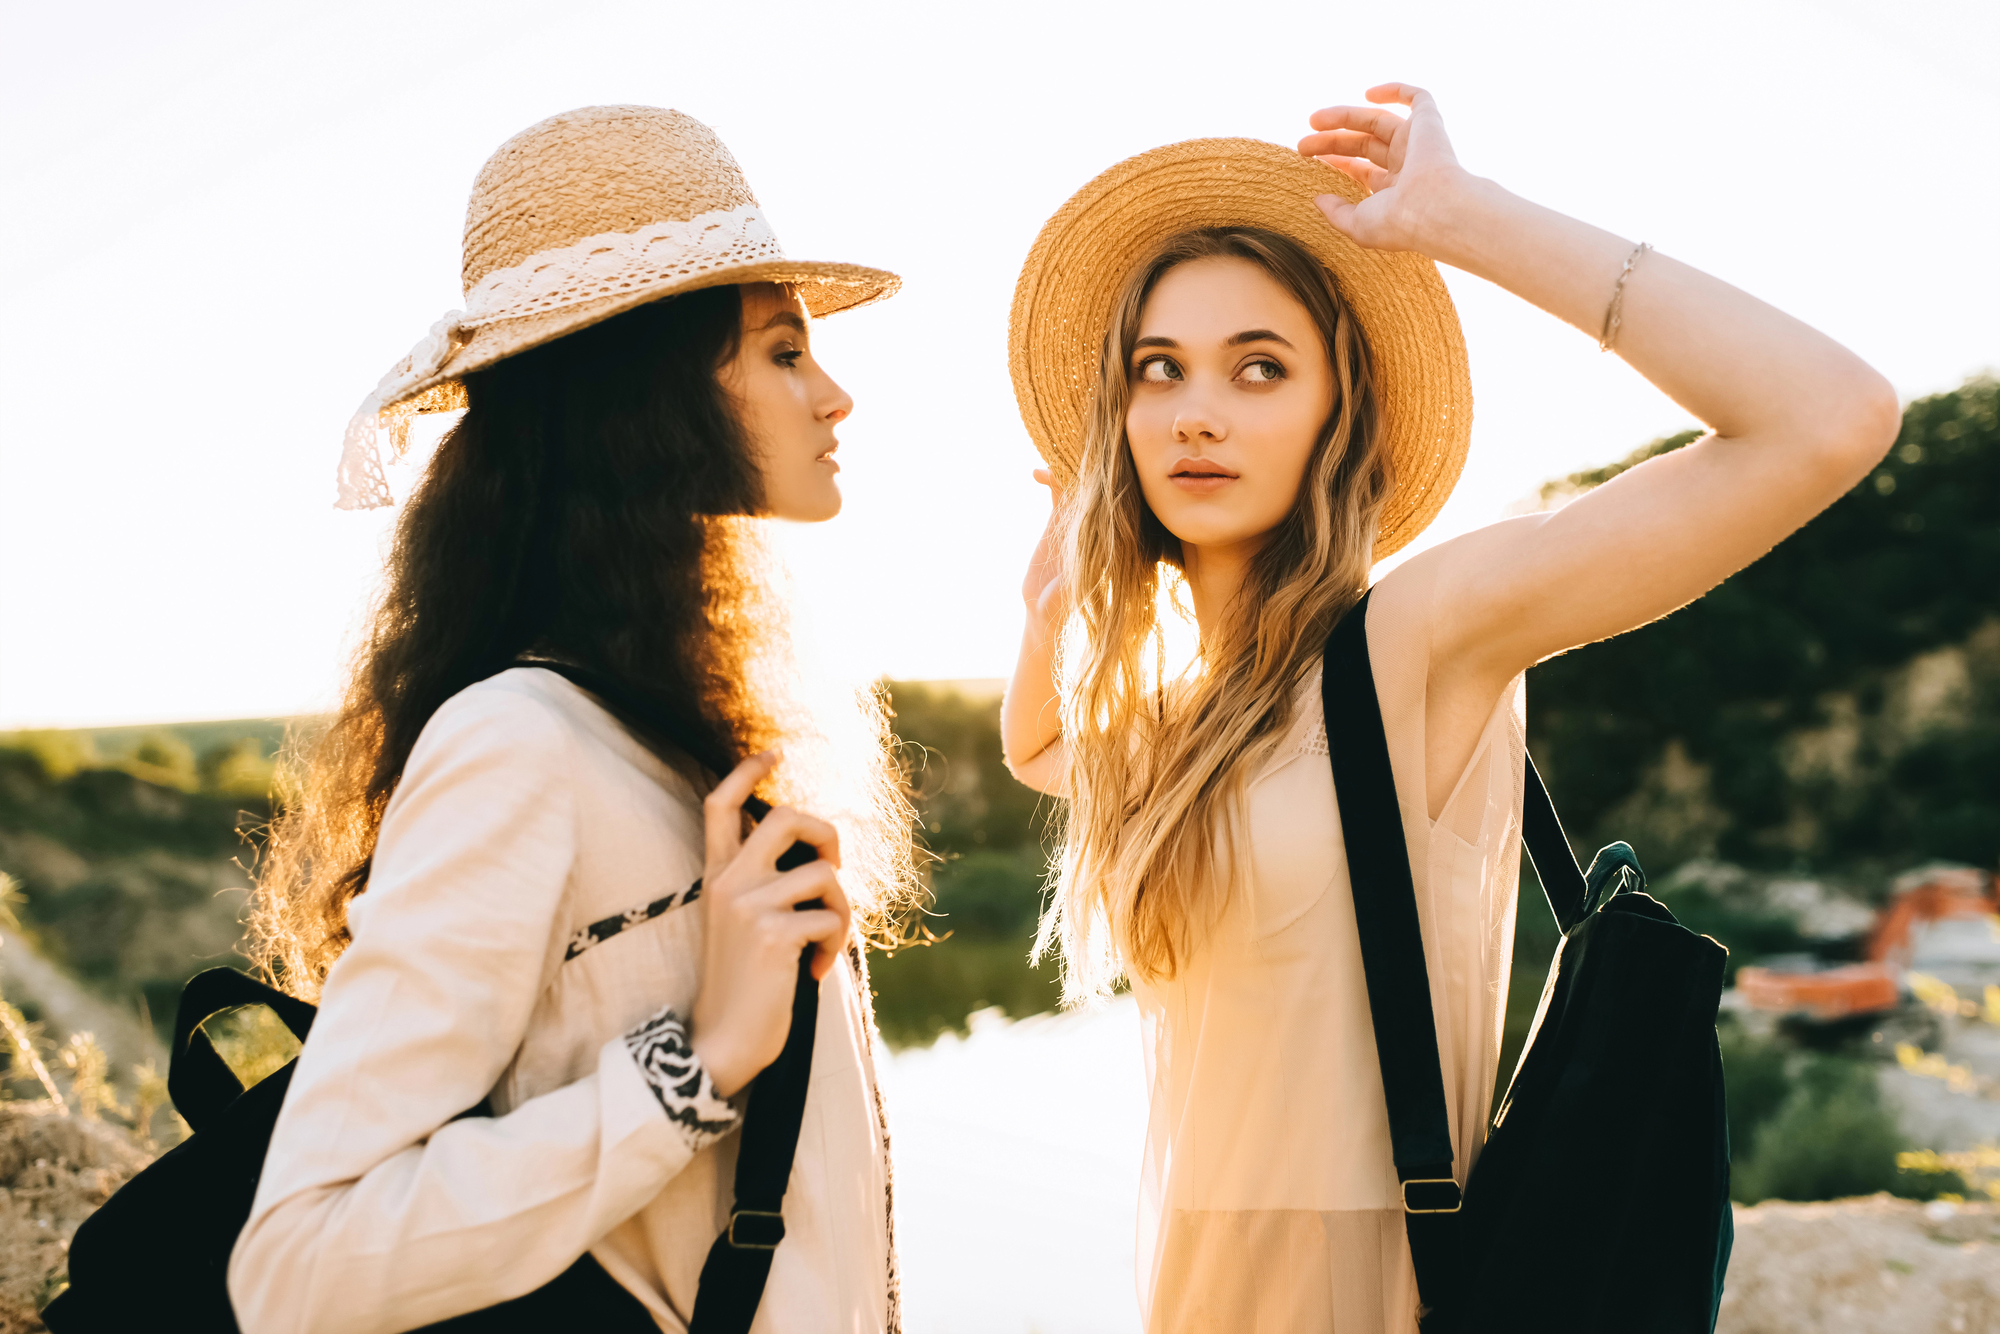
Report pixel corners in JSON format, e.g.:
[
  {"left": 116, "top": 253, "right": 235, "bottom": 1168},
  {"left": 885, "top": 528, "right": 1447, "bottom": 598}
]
[{"left": 1039, "top": 227, "right": 1392, "bottom": 1002}]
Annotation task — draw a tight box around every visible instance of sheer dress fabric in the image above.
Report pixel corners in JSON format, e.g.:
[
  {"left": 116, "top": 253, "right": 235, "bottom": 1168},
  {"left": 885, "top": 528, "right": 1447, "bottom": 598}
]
[
  {"left": 229, "top": 669, "right": 894, "bottom": 1334},
  {"left": 1133, "top": 663, "right": 1524, "bottom": 1334}
]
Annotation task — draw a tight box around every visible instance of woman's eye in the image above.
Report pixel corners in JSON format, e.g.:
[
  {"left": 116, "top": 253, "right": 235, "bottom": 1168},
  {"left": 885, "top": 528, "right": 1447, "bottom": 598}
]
[
  {"left": 1137, "top": 357, "right": 1182, "bottom": 383},
  {"left": 775, "top": 349, "right": 803, "bottom": 369},
  {"left": 1240, "top": 359, "right": 1285, "bottom": 383}
]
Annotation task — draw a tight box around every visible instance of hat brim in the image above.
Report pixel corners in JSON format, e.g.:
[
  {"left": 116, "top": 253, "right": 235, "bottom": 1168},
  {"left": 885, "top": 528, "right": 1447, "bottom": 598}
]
[
  {"left": 390, "top": 258, "right": 899, "bottom": 416},
  {"left": 1007, "top": 138, "right": 1471, "bottom": 562}
]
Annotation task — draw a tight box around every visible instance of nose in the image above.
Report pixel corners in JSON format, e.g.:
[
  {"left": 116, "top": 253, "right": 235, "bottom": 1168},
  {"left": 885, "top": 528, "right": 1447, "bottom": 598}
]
[
  {"left": 1172, "top": 401, "right": 1223, "bottom": 444},
  {"left": 819, "top": 373, "right": 853, "bottom": 425}
]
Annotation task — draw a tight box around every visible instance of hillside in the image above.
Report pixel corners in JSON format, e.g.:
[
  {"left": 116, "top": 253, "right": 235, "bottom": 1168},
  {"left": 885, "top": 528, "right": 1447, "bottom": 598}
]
[
  {"left": 1530, "top": 376, "right": 1999, "bottom": 879},
  {"left": 0, "top": 727, "right": 279, "bottom": 1040}
]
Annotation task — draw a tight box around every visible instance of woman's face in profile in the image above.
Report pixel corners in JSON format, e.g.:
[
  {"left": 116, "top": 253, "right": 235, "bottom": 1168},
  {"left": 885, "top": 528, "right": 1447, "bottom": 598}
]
[
  {"left": 728, "top": 282, "right": 853, "bottom": 523},
  {"left": 1125, "top": 256, "right": 1333, "bottom": 558}
]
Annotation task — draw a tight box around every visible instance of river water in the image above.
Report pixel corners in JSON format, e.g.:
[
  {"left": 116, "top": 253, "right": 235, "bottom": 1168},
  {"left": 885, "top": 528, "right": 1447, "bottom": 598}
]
[{"left": 880, "top": 999, "right": 1149, "bottom": 1333}]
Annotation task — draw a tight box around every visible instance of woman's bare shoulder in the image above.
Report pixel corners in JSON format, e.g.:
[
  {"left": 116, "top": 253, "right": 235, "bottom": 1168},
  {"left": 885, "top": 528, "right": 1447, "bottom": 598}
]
[{"left": 1363, "top": 551, "right": 1446, "bottom": 684}]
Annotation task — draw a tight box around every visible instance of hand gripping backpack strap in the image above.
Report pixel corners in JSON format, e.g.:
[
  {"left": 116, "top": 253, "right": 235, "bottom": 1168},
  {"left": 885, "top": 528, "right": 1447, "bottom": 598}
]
[
  {"left": 1320, "top": 594, "right": 1465, "bottom": 1315},
  {"left": 516, "top": 659, "right": 819, "bottom": 1334}
]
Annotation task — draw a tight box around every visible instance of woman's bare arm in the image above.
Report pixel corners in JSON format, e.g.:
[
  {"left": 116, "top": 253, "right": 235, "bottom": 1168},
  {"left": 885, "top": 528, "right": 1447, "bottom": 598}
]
[
  {"left": 1302, "top": 86, "right": 1900, "bottom": 696},
  {"left": 1002, "top": 471, "right": 1067, "bottom": 794}
]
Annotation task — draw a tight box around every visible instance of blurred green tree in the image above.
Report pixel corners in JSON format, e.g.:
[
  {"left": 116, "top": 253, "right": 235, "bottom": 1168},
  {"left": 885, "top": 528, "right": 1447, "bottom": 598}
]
[
  {"left": 1528, "top": 376, "right": 2000, "bottom": 876},
  {"left": 870, "top": 683, "right": 1062, "bottom": 1041}
]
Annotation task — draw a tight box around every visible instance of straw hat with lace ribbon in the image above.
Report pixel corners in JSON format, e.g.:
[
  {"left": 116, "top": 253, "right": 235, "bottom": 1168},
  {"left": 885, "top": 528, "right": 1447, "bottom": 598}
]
[
  {"left": 335, "top": 105, "right": 900, "bottom": 510},
  {"left": 1009, "top": 138, "right": 1471, "bottom": 560}
]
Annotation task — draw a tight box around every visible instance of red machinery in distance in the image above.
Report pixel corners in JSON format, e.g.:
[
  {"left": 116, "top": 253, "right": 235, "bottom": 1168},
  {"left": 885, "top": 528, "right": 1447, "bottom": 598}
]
[{"left": 1736, "top": 866, "right": 2000, "bottom": 1022}]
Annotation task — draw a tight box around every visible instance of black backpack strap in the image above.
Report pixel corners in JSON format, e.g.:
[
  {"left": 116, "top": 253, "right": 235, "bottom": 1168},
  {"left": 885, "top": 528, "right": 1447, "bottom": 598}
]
[
  {"left": 167, "top": 967, "right": 317, "bottom": 1133},
  {"left": 513, "top": 658, "right": 819, "bottom": 1334},
  {"left": 1520, "top": 754, "right": 1589, "bottom": 932},
  {"left": 1321, "top": 592, "right": 1464, "bottom": 1312},
  {"left": 686, "top": 948, "right": 819, "bottom": 1331}
]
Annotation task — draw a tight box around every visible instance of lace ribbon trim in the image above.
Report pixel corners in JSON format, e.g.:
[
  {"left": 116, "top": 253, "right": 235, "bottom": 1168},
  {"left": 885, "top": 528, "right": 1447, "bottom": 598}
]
[
  {"left": 624, "top": 1005, "right": 740, "bottom": 1147},
  {"left": 336, "top": 204, "right": 783, "bottom": 510}
]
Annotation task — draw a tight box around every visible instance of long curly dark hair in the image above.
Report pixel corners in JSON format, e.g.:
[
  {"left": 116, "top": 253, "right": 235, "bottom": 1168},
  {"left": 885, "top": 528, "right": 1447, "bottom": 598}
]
[{"left": 253, "top": 287, "right": 913, "bottom": 992}]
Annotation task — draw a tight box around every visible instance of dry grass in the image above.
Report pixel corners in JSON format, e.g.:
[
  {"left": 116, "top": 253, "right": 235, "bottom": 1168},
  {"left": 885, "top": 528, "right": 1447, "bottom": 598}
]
[{"left": 0, "top": 1104, "right": 148, "bottom": 1333}]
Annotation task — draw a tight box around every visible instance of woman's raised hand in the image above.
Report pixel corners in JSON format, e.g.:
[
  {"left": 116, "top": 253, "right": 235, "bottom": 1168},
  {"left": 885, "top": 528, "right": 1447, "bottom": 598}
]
[
  {"left": 1297, "top": 83, "right": 1467, "bottom": 254},
  {"left": 688, "top": 750, "right": 849, "bottom": 1098},
  {"left": 1022, "top": 467, "right": 1068, "bottom": 625},
  {"left": 1001, "top": 468, "right": 1069, "bottom": 793}
]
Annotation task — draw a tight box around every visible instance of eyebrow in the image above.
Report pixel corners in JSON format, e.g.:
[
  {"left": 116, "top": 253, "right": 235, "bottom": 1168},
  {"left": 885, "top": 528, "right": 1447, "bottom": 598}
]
[
  {"left": 1131, "top": 329, "right": 1295, "bottom": 353},
  {"left": 760, "top": 311, "right": 807, "bottom": 335}
]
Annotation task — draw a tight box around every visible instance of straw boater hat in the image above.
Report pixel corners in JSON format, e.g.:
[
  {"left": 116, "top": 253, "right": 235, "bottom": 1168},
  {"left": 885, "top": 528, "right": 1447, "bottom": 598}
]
[
  {"left": 1009, "top": 138, "right": 1471, "bottom": 560},
  {"left": 335, "top": 106, "right": 899, "bottom": 510}
]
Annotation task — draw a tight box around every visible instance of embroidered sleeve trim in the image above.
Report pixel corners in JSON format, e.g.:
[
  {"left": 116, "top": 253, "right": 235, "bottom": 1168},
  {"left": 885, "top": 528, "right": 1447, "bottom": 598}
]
[{"left": 623, "top": 1005, "right": 739, "bottom": 1146}]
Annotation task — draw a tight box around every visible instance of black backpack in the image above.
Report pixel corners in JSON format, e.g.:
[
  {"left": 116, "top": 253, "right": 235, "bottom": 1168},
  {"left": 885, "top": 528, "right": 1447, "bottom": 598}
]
[
  {"left": 1325, "top": 592, "right": 1732, "bottom": 1333},
  {"left": 46, "top": 660, "right": 820, "bottom": 1334}
]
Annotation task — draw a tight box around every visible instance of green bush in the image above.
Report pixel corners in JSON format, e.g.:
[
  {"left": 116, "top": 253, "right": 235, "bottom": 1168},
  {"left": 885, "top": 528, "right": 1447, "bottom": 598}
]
[
  {"left": 1732, "top": 1054, "right": 1903, "bottom": 1202},
  {"left": 1721, "top": 1032, "right": 1964, "bottom": 1204},
  {"left": 1718, "top": 1022, "right": 1792, "bottom": 1164},
  {"left": 197, "top": 737, "right": 276, "bottom": 799},
  {"left": 127, "top": 733, "right": 198, "bottom": 791}
]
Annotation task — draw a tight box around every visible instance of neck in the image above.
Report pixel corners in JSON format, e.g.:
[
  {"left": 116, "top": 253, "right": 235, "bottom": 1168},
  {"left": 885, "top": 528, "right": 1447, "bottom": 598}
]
[{"left": 1181, "top": 538, "right": 1261, "bottom": 639}]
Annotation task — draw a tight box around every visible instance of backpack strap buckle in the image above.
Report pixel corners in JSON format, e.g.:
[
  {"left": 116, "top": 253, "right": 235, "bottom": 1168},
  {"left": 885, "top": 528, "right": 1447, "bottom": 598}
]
[
  {"left": 1401, "top": 1178, "right": 1463, "bottom": 1214},
  {"left": 726, "top": 1209, "right": 787, "bottom": 1249}
]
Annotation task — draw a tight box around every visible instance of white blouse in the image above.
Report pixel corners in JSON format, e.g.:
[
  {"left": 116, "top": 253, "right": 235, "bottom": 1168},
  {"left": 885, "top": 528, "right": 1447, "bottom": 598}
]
[
  {"left": 1133, "top": 607, "right": 1526, "bottom": 1333},
  {"left": 228, "top": 668, "right": 895, "bottom": 1334}
]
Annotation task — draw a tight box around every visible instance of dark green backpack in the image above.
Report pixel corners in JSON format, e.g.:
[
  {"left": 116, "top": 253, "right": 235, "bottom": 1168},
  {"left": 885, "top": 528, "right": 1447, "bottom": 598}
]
[{"left": 1325, "top": 592, "right": 1732, "bottom": 1333}]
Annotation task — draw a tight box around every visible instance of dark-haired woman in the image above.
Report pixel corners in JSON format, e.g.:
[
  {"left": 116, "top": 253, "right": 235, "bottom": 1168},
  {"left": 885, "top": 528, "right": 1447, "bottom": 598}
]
[
  {"left": 230, "top": 107, "right": 914, "bottom": 1334},
  {"left": 1002, "top": 88, "right": 1899, "bottom": 1329}
]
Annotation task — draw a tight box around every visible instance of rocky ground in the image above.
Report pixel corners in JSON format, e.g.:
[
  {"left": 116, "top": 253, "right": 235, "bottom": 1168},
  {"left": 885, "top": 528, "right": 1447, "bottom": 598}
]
[{"left": 1721, "top": 1195, "right": 2000, "bottom": 1334}]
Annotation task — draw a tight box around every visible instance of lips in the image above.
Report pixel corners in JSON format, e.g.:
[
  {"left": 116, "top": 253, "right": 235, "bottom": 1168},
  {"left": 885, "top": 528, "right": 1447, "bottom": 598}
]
[{"left": 1168, "top": 456, "right": 1237, "bottom": 493}]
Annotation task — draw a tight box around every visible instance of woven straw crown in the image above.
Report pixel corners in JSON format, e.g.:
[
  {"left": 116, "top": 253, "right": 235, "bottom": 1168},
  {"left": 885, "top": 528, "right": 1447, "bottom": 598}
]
[
  {"left": 1008, "top": 138, "right": 1472, "bottom": 561},
  {"left": 335, "top": 105, "right": 898, "bottom": 509},
  {"left": 461, "top": 106, "right": 759, "bottom": 290}
]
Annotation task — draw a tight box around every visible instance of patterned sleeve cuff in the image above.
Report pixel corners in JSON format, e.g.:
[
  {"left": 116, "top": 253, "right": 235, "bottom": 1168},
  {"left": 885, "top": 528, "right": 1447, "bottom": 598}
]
[{"left": 623, "top": 1005, "right": 740, "bottom": 1150}]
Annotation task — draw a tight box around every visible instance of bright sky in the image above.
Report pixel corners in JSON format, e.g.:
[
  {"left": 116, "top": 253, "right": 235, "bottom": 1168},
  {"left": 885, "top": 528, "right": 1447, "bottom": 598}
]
[{"left": 1, "top": 0, "right": 1994, "bottom": 728}]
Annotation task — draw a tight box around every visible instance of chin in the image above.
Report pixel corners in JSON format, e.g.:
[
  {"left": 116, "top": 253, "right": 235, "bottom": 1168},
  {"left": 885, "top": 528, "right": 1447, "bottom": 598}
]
[
  {"left": 797, "top": 488, "right": 843, "bottom": 524},
  {"left": 1155, "top": 511, "right": 1257, "bottom": 550}
]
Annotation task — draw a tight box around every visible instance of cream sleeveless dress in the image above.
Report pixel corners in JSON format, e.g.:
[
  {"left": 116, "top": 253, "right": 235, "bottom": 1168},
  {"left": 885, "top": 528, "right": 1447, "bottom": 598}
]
[{"left": 1132, "top": 660, "right": 1526, "bottom": 1334}]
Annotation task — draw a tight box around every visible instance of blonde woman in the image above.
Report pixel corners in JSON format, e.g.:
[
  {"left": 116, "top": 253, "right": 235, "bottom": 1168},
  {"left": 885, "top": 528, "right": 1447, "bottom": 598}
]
[
  {"left": 1002, "top": 86, "right": 1897, "bottom": 1330},
  {"left": 227, "top": 108, "right": 913, "bottom": 1333}
]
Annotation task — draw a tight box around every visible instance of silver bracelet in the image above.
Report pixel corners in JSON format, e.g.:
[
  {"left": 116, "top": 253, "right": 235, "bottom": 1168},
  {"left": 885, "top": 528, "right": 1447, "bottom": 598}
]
[{"left": 1598, "top": 241, "right": 1652, "bottom": 352}]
